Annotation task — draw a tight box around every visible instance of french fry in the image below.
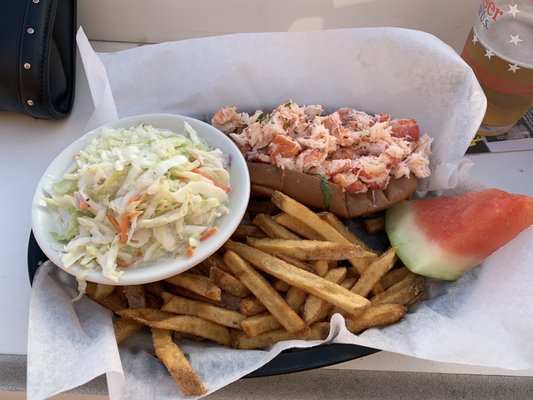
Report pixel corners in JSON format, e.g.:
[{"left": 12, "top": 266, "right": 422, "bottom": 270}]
[
  {"left": 113, "top": 317, "right": 144, "bottom": 344},
  {"left": 161, "top": 292, "right": 246, "bottom": 329},
  {"left": 240, "top": 211, "right": 252, "bottom": 225},
  {"left": 200, "top": 253, "right": 232, "bottom": 274},
  {"left": 285, "top": 286, "right": 308, "bottom": 313},
  {"left": 195, "top": 255, "right": 218, "bottom": 274},
  {"left": 209, "top": 266, "right": 251, "bottom": 298},
  {"left": 350, "top": 248, "right": 397, "bottom": 298},
  {"left": 86, "top": 282, "right": 127, "bottom": 312},
  {"left": 220, "top": 292, "right": 242, "bottom": 311},
  {"left": 380, "top": 266, "right": 411, "bottom": 290},
  {"left": 272, "top": 212, "right": 324, "bottom": 240},
  {"left": 163, "top": 284, "right": 225, "bottom": 307},
  {"left": 144, "top": 281, "right": 164, "bottom": 297},
  {"left": 405, "top": 291, "right": 425, "bottom": 307},
  {"left": 271, "top": 191, "right": 350, "bottom": 243},
  {"left": 239, "top": 297, "right": 267, "bottom": 316},
  {"left": 252, "top": 213, "right": 301, "bottom": 240},
  {"left": 318, "top": 211, "right": 373, "bottom": 252},
  {"left": 231, "top": 224, "right": 266, "bottom": 241},
  {"left": 225, "top": 241, "right": 370, "bottom": 314},
  {"left": 146, "top": 292, "right": 163, "bottom": 309},
  {"left": 345, "top": 304, "right": 406, "bottom": 334},
  {"left": 123, "top": 284, "right": 147, "bottom": 308},
  {"left": 223, "top": 250, "right": 309, "bottom": 335},
  {"left": 274, "top": 253, "right": 315, "bottom": 273},
  {"left": 116, "top": 307, "right": 176, "bottom": 321},
  {"left": 303, "top": 268, "right": 347, "bottom": 324},
  {"left": 93, "top": 283, "right": 115, "bottom": 300},
  {"left": 363, "top": 215, "right": 386, "bottom": 234},
  {"left": 246, "top": 237, "right": 373, "bottom": 261},
  {"left": 151, "top": 328, "right": 207, "bottom": 396},
  {"left": 152, "top": 316, "right": 232, "bottom": 346},
  {"left": 403, "top": 275, "right": 426, "bottom": 306},
  {"left": 340, "top": 276, "right": 358, "bottom": 290},
  {"left": 103, "top": 191, "right": 429, "bottom": 392},
  {"left": 371, "top": 273, "right": 426, "bottom": 306},
  {"left": 117, "top": 308, "right": 232, "bottom": 346},
  {"left": 233, "top": 322, "right": 330, "bottom": 350},
  {"left": 272, "top": 279, "right": 291, "bottom": 292},
  {"left": 187, "top": 263, "right": 211, "bottom": 277},
  {"left": 327, "top": 276, "right": 362, "bottom": 318},
  {"left": 311, "top": 259, "right": 329, "bottom": 276},
  {"left": 240, "top": 313, "right": 282, "bottom": 337},
  {"left": 251, "top": 184, "right": 274, "bottom": 198},
  {"left": 165, "top": 272, "right": 222, "bottom": 302},
  {"left": 271, "top": 191, "right": 376, "bottom": 275}
]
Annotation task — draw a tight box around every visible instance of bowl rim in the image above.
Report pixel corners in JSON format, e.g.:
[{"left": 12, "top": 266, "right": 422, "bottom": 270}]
[{"left": 31, "top": 113, "right": 250, "bottom": 285}]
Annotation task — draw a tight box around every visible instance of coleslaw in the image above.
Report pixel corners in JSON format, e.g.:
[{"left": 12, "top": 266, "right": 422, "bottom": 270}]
[{"left": 41, "top": 123, "right": 231, "bottom": 284}]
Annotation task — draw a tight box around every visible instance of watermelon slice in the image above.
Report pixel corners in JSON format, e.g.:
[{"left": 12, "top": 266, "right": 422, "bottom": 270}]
[{"left": 385, "top": 189, "right": 533, "bottom": 280}]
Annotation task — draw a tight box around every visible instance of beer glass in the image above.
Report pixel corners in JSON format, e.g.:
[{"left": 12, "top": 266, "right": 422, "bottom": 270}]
[{"left": 461, "top": 0, "right": 533, "bottom": 136}]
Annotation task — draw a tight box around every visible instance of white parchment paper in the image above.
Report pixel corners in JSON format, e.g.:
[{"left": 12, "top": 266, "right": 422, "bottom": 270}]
[{"left": 27, "top": 27, "right": 533, "bottom": 400}]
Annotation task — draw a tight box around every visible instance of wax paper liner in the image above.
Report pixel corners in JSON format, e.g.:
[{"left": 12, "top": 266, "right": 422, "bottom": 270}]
[{"left": 28, "top": 26, "right": 533, "bottom": 400}]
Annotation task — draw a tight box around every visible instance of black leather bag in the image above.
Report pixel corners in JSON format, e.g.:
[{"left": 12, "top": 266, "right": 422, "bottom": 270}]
[{"left": 0, "top": 0, "right": 76, "bottom": 119}]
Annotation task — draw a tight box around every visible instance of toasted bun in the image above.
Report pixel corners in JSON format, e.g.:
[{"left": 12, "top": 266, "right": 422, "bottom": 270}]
[{"left": 247, "top": 162, "right": 417, "bottom": 218}]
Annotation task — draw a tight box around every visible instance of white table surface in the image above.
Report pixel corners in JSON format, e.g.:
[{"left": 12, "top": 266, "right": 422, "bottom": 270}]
[{"left": 1, "top": 36, "right": 533, "bottom": 396}]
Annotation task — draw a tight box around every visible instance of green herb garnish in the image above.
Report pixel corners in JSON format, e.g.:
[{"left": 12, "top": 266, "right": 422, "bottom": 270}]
[
  {"left": 257, "top": 112, "right": 271, "bottom": 124},
  {"left": 320, "top": 176, "right": 333, "bottom": 210}
]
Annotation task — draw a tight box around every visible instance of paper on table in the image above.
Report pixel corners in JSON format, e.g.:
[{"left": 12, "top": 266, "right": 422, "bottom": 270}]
[
  {"left": 27, "top": 262, "right": 124, "bottom": 400},
  {"left": 77, "top": 28, "right": 118, "bottom": 131},
  {"left": 27, "top": 27, "right": 533, "bottom": 400}
]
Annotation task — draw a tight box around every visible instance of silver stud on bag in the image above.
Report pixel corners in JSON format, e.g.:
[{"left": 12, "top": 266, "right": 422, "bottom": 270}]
[
  {"left": 24, "top": 63, "right": 31, "bottom": 70},
  {"left": 33, "top": 0, "right": 40, "bottom": 3},
  {"left": 27, "top": 100, "right": 35, "bottom": 106},
  {"left": 27, "top": 28, "right": 35, "bottom": 35}
]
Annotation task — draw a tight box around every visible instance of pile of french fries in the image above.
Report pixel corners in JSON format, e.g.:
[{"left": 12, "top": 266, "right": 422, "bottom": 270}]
[{"left": 85, "top": 190, "right": 426, "bottom": 396}]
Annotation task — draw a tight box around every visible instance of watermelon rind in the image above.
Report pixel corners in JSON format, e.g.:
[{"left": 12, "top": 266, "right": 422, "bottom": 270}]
[{"left": 385, "top": 201, "right": 481, "bottom": 281}]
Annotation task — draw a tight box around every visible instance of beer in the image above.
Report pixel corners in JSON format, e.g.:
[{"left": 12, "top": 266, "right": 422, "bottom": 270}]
[{"left": 461, "top": 1, "right": 533, "bottom": 136}]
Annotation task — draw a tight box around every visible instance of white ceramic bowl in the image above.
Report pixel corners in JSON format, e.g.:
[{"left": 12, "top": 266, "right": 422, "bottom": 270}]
[{"left": 31, "top": 114, "right": 250, "bottom": 285}]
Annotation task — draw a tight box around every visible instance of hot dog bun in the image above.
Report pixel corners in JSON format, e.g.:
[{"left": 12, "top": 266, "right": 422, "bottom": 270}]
[{"left": 247, "top": 161, "right": 417, "bottom": 219}]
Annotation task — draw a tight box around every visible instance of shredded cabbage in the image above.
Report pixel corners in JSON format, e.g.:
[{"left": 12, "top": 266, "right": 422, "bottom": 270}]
[{"left": 42, "top": 123, "right": 231, "bottom": 282}]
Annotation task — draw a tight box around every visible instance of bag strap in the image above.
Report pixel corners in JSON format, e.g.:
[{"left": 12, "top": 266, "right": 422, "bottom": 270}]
[{"left": 0, "top": 0, "right": 76, "bottom": 119}]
